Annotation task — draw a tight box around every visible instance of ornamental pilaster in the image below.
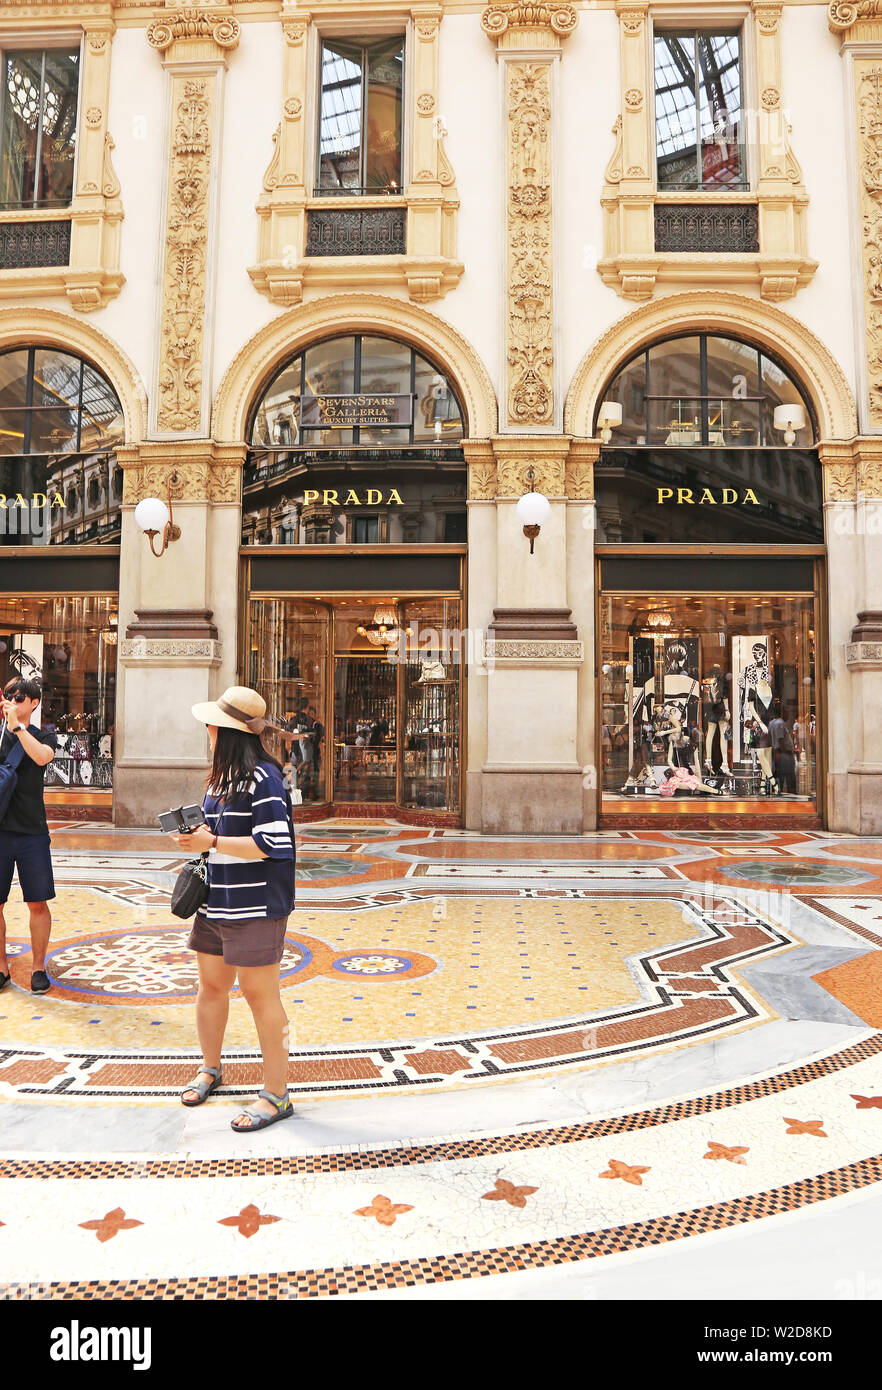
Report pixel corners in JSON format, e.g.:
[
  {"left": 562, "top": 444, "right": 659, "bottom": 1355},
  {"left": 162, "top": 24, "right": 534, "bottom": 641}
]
[
  {"left": 482, "top": 3, "right": 578, "bottom": 432},
  {"left": 147, "top": 2, "right": 240, "bottom": 436}
]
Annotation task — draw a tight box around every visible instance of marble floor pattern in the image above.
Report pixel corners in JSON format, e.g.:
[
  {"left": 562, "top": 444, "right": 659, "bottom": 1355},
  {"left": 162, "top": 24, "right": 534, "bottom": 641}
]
[{"left": 1, "top": 820, "right": 881, "bottom": 1299}]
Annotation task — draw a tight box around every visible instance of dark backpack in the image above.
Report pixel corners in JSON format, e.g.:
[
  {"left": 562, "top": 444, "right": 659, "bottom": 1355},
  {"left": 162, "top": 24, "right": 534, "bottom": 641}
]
[{"left": 0, "top": 731, "right": 27, "bottom": 823}]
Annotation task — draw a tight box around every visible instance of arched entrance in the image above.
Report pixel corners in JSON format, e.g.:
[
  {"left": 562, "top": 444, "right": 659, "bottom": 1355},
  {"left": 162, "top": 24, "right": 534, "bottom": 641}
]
[
  {"left": 0, "top": 309, "right": 143, "bottom": 814},
  {"left": 570, "top": 308, "right": 842, "bottom": 824},
  {"left": 235, "top": 327, "right": 472, "bottom": 823}
]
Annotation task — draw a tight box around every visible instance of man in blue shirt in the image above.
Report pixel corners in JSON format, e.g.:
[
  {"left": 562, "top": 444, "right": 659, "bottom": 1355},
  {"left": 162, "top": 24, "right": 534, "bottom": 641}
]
[{"left": 0, "top": 676, "right": 57, "bottom": 994}]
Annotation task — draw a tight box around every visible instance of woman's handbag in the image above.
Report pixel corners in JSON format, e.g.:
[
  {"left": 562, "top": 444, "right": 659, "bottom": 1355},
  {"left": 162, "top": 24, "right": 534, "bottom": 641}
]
[{"left": 170, "top": 852, "right": 210, "bottom": 920}]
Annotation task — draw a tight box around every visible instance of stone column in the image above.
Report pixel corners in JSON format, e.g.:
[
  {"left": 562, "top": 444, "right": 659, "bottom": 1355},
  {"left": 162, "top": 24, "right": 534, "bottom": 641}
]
[
  {"left": 476, "top": 5, "right": 582, "bottom": 832},
  {"left": 820, "top": 441, "right": 882, "bottom": 833},
  {"left": 250, "top": 6, "right": 311, "bottom": 306},
  {"left": 113, "top": 4, "right": 241, "bottom": 826},
  {"left": 67, "top": 25, "right": 125, "bottom": 310},
  {"left": 482, "top": 1, "right": 577, "bottom": 432}
]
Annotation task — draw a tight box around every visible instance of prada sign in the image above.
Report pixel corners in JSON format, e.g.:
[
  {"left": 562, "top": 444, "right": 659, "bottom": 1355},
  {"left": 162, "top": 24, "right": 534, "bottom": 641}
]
[
  {"left": 303, "top": 487, "right": 404, "bottom": 507},
  {"left": 657, "top": 487, "right": 760, "bottom": 505}
]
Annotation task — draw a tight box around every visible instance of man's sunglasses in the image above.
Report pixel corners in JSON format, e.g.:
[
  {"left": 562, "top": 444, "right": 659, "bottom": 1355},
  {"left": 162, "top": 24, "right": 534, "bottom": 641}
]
[{"left": 5, "top": 693, "right": 29, "bottom": 703}]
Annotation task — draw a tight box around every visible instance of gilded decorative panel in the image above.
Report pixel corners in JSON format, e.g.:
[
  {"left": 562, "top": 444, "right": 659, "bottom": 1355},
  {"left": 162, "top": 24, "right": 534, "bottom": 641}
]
[
  {"left": 855, "top": 63, "right": 882, "bottom": 426},
  {"left": 505, "top": 62, "right": 554, "bottom": 427},
  {"left": 156, "top": 76, "right": 214, "bottom": 432}
]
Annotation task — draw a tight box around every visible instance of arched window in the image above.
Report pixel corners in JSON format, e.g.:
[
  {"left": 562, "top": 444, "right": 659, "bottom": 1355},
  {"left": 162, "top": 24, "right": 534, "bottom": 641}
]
[
  {"left": 0, "top": 347, "right": 124, "bottom": 546},
  {"left": 250, "top": 335, "right": 464, "bottom": 448},
  {"left": 596, "top": 335, "right": 814, "bottom": 449},
  {"left": 244, "top": 334, "right": 467, "bottom": 547}
]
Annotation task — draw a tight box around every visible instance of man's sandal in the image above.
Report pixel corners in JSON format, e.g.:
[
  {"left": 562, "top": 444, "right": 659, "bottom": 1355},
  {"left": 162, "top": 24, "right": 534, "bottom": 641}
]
[
  {"left": 230, "top": 1089, "right": 294, "bottom": 1132},
  {"left": 180, "top": 1065, "right": 223, "bottom": 1107}
]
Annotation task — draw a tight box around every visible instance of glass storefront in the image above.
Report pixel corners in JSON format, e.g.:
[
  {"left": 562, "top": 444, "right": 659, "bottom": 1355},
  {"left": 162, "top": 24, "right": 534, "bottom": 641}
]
[
  {"left": 241, "top": 333, "right": 467, "bottom": 820},
  {"left": 0, "top": 595, "right": 117, "bottom": 791},
  {"left": 246, "top": 596, "right": 462, "bottom": 814},
  {"left": 595, "top": 332, "right": 823, "bottom": 816},
  {"left": 600, "top": 592, "right": 817, "bottom": 804}
]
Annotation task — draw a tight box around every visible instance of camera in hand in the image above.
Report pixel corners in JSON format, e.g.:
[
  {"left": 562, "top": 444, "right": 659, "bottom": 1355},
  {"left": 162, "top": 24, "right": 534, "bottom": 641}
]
[{"left": 158, "top": 804, "right": 206, "bottom": 834}]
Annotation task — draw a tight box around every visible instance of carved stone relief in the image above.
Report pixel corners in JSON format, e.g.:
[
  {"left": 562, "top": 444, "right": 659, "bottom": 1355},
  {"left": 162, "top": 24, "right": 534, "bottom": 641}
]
[
  {"left": 156, "top": 77, "right": 213, "bottom": 432},
  {"left": 506, "top": 63, "right": 554, "bottom": 426},
  {"left": 856, "top": 64, "right": 882, "bottom": 425}
]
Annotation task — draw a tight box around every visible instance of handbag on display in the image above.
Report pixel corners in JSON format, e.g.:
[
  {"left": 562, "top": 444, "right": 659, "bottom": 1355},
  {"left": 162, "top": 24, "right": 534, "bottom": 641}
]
[
  {"left": 0, "top": 722, "right": 26, "bottom": 821},
  {"left": 170, "top": 853, "right": 210, "bottom": 919}
]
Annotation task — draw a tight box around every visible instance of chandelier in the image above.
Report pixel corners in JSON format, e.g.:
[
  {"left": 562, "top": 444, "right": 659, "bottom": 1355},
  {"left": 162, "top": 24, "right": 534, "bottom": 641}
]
[
  {"left": 357, "top": 605, "right": 412, "bottom": 649},
  {"left": 647, "top": 611, "right": 672, "bottom": 629}
]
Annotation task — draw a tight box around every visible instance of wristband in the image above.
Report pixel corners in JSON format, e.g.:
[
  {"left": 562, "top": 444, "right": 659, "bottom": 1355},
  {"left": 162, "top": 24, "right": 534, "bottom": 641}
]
[{"left": 211, "top": 833, "right": 218, "bottom": 851}]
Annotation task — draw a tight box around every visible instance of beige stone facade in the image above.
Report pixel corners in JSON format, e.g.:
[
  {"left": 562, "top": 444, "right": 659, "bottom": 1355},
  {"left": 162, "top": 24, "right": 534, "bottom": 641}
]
[{"left": 0, "top": 0, "right": 880, "bottom": 831}]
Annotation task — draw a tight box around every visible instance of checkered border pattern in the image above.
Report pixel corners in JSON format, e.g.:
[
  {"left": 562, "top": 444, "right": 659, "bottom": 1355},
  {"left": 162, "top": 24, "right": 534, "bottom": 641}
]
[
  {"left": 6, "top": 1153, "right": 881, "bottom": 1300},
  {"left": 2, "top": 1033, "right": 879, "bottom": 1182}
]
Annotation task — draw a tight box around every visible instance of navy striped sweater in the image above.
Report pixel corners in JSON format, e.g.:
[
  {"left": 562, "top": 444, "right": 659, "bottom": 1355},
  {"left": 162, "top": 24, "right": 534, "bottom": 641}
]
[{"left": 199, "top": 761, "right": 295, "bottom": 923}]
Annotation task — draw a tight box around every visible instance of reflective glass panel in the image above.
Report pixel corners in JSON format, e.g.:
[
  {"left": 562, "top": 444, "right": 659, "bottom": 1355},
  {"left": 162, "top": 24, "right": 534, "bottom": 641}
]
[
  {"left": 655, "top": 34, "right": 698, "bottom": 190},
  {"left": 0, "top": 50, "right": 78, "bottom": 208},
  {"left": 655, "top": 32, "right": 743, "bottom": 190},
  {"left": 365, "top": 38, "right": 403, "bottom": 191},
  {"left": 0, "top": 594, "right": 117, "bottom": 789},
  {"left": 413, "top": 356, "right": 463, "bottom": 442},
  {"left": 246, "top": 599, "right": 330, "bottom": 805},
  {"left": 318, "top": 42, "right": 363, "bottom": 192},
  {"left": 358, "top": 335, "right": 411, "bottom": 444}
]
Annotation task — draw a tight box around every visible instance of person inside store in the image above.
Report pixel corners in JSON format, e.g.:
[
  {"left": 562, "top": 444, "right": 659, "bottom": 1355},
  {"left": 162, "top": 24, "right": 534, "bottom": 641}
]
[
  {"left": 306, "top": 704, "right": 324, "bottom": 787},
  {"left": 170, "top": 686, "right": 296, "bottom": 1133},
  {"left": 769, "top": 700, "right": 797, "bottom": 795},
  {"left": 0, "top": 677, "right": 57, "bottom": 995}
]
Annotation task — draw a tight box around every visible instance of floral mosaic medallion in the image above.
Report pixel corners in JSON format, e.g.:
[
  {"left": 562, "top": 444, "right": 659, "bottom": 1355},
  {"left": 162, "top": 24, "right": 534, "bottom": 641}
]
[
  {"left": 331, "top": 953, "right": 416, "bottom": 978},
  {"left": 41, "top": 927, "right": 436, "bottom": 1005},
  {"left": 719, "top": 862, "right": 872, "bottom": 886},
  {"left": 46, "top": 929, "right": 313, "bottom": 1002}
]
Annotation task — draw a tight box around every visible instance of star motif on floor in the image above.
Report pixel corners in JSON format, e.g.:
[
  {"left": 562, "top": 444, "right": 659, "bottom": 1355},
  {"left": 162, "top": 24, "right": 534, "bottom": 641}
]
[
  {"left": 79, "top": 1207, "right": 143, "bottom": 1243},
  {"left": 481, "top": 1178, "right": 539, "bottom": 1208},
  {"left": 851, "top": 1094, "right": 882, "bottom": 1109},
  {"left": 217, "top": 1204, "right": 281, "bottom": 1238},
  {"left": 703, "top": 1141, "right": 749, "bottom": 1164},
  {"left": 599, "top": 1160, "right": 651, "bottom": 1185},
  {"left": 783, "top": 1117, "right": 827, "bottom": 1137},
  {"left": 354, "top": 1195, "right": 414, "bottom": 1226}
]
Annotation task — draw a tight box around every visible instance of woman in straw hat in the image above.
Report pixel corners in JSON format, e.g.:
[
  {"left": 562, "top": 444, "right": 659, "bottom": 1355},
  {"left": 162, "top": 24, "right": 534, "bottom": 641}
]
[{"left": 170, "top": 686, "right": 296, "bottom": 1132}]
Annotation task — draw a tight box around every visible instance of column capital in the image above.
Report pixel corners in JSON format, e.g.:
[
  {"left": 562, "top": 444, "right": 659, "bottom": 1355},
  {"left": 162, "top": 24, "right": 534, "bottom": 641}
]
[
  {"left": 481, "top": 2, "right": 579, "bottom": 49},
  {"left": 146, "top": 2, "right": 241, "bottom": 65}
]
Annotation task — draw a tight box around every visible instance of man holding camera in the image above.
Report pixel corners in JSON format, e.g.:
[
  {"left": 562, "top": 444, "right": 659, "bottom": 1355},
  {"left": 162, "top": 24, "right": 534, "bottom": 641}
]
[{"left": 0, "top": 676, "right": 57, "bottom": 995}]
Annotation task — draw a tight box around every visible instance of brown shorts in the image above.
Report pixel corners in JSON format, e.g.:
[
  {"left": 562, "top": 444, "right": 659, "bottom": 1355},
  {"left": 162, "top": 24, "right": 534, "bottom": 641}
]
[{"left": 187, "top": 914, "right": 289, "bottom": 968}]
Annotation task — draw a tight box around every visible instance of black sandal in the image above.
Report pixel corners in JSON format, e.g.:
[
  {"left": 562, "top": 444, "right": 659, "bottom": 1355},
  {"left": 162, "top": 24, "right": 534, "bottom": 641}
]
[{"left": 0, "top": 971, "right": 9, "bottom": 992}]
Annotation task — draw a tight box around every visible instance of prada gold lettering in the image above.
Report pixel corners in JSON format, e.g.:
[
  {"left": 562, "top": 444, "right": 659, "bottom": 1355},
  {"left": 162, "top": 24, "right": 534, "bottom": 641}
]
[
  {"left": 656, "top": 487, "right": 761, "bottom": 506},
  {"left": 301, "top": 487, "right": 406, "bottom": 507}
]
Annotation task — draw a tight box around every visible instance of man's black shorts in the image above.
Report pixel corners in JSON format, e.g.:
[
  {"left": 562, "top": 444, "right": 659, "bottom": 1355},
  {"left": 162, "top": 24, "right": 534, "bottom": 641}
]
[{"left": 0, "top": 832, "right": 55, "bottom": 904}]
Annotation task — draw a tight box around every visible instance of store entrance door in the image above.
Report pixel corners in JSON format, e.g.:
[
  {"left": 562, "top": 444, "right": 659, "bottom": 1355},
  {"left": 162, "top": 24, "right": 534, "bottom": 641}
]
[{"left": 333, "top": 653, "right": 397, "bottom": 803}]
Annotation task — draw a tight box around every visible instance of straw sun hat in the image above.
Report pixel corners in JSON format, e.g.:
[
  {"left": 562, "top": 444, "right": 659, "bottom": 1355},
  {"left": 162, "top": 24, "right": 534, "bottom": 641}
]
[{"left": 191, "top": 685, "right": 285, "bottom": 736}]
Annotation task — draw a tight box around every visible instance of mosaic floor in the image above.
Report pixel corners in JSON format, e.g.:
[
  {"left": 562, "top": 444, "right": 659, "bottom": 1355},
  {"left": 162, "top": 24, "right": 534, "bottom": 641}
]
[{"left": 2, "top": 819, "right": 882, "bottom": 1300}]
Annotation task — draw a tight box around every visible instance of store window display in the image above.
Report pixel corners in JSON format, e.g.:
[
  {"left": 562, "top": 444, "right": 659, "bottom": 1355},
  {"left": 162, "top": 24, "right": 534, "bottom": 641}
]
[
  {"left": 601, "top": 595, "right": 816, "bottom": 804},
  {"left": 0, "top": 596, "right": 117, "bottom": 789}
]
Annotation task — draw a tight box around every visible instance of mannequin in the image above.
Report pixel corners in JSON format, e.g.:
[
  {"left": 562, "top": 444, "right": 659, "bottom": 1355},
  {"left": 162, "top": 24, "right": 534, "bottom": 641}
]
[
  {"left": 739, "top": 641, "right": 776, "bottom": 792},
  {"left": 657, "top": 704, "right": 702, "bottom": 779},
  {"left": 704, "top": 667, "right": 730, "bottom": 773}
]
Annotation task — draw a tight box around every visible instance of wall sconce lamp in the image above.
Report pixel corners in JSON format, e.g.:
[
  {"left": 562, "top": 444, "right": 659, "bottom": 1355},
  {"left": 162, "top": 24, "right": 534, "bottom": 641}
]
[
  {"left": 515, "top": 467, "right": 551, "bottom": 554},
  {"left": 134, "top": 477, "right": 182, "bottom": 557},
  {"left": 773, "top": 403, "right": 806, "bottom": 446},
  {"left": 598, "top": 400, "right": 623, "bottom": 444}
]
